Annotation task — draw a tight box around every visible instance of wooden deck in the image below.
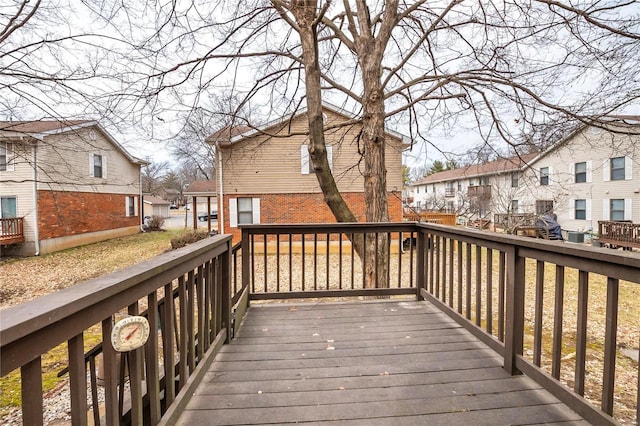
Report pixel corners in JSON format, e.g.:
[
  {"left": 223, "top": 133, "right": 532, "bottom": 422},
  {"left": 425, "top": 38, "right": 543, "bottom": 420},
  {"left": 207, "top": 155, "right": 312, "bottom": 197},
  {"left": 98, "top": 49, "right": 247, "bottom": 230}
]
[{"left": 176, "top": 300, "right": 588, "bottom": 425}]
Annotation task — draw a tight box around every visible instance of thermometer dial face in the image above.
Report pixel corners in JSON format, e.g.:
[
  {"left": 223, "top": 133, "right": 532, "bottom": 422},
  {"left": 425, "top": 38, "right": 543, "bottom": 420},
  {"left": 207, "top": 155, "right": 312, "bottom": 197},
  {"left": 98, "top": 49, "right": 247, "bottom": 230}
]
[{"left": 111, "top": 316, "right": 150, "bottom": 352}]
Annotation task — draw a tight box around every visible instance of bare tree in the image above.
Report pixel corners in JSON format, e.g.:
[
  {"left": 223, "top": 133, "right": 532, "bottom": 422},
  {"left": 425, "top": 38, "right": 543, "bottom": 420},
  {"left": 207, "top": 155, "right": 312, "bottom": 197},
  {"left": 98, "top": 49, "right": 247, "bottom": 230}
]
[
  {"left": 141, "top": 160, "right": 169, "bottom": 195},
  {"left": 4, "top": 0, "right": 640, "bottom": 286},
  {"left": 171, "top": 109, "right": 217, "bottom": 181}
]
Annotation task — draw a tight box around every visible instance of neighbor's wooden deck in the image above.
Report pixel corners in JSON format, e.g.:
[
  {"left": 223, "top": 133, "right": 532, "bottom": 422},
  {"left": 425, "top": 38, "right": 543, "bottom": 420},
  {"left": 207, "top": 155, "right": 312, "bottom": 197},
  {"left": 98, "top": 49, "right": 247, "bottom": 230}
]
[{"left": 176, "top": 300, "right": 588, "bottom": 425}]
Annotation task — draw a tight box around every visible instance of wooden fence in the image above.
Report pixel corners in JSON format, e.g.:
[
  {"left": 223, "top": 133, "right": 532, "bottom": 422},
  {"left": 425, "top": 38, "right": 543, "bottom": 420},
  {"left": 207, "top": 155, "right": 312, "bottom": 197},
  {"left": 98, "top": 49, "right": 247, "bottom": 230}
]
[{"left": 403, "top": 211, "right": 457, "bottom": 225}]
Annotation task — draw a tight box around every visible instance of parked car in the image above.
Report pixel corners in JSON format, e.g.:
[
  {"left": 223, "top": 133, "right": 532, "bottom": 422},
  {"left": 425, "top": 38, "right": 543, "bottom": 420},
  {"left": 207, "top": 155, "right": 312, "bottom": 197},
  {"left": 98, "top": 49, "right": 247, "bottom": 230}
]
[
  {"left": 198, "top": 211, "right": 218, "bottom": 222},
  {"left": 169, "top": 204, "right": 178, "bottom": 210}
]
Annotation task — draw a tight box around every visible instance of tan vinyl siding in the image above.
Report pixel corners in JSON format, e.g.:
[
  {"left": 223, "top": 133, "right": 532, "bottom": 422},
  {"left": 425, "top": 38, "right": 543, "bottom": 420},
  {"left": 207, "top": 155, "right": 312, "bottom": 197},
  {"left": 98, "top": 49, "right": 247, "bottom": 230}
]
[
  {"left": 36, "top": 127, "right": 140, "bottom": 195},
  {"left": 519, "top": 126, "right": 639, "bottom": 230},
  {"left": 0, "top": 142, "right": 37, "bottom": 242},
  {"left": 220, "top": 108, "right": 405, "bottom": 195}
]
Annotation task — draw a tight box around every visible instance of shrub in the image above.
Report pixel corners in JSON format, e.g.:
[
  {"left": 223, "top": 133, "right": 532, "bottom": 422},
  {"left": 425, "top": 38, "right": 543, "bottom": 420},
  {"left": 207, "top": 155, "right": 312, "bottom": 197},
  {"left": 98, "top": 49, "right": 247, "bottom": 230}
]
[
  {"left": 170, "top": 229, "right": 210, "bottom": 250},
  {"left": 144, "top": 215, "right": 165, "bottom": 231}
]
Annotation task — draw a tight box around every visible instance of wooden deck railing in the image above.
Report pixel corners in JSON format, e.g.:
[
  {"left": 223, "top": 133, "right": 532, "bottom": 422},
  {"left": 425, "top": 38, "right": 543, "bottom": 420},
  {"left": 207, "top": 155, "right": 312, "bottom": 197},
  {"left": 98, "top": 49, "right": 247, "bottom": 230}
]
[
  {"left": 0, "top": 217, "right": 24, "bottom": 245},
  {"left": 1, "top": 223, "right": 638, "bottom": 425},
  {"left": 0, "top": 235, "right": 234, "bottom": 425},
  {"left": 494, "top": 213, "right": 538, "bottom": 229},
  {"left": 598, "top": 220, "right": 640, "bottom": 249},
  {"left": 239, "top": 222, "right": 639, "bottom": 425},
  {"left": 403, "top": 211, "right": 457, "bottom": 225},
  {"left": 415, "top": 223, "right": 639, "bottom": 425},
  {"left": 240, "top": 223, "right": 419, "bottom": 300}
]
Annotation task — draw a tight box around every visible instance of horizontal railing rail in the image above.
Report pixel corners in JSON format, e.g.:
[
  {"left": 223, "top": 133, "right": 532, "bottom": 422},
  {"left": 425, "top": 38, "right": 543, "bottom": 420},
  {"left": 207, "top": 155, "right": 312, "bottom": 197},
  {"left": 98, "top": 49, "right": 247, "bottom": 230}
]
[
  {"left": 415, "top": 222, "right": 639, "bottom": 425},
  {"left": 0, "top": 235, "right": 233, "bottom": 426}
]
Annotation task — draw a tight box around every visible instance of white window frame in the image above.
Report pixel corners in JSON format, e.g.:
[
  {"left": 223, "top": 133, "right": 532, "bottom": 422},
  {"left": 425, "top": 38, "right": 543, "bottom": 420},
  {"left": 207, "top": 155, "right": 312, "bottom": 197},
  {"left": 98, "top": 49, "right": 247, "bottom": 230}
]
[
  {"left": 301, "top": 145, "right": 333, "bottom": 174},
  {"left": 539, "top": 166, "right": 551, "bottom": 186},
  {"left": 571, "top": 161, "right": 592, "bottom": 184},
  {"left": 1, "top": 196, "right": 18, "bottom": 218},
  {"left": 604, "top": 156, "right": 632, "bottom": 182},
  {"left": 570, "top": 198, "right": 591, "bottom": 220},
  {"left": 229, "top": 197, "right": 261, "bottom": 228},
  {"left": 125, "top": 196, "right": 138, "bottom": 217},
  {"left": 0, "top": 142, "right": 14, "bottom": 172},
  {"left": 511, "top": 172, "right": 519, "bottom": 188},
  {"left": 89, "top": 153, "right": 107, "bottom": 178},
  {"left": 604, "top": 198, "right": 632, "bottom": 221}
]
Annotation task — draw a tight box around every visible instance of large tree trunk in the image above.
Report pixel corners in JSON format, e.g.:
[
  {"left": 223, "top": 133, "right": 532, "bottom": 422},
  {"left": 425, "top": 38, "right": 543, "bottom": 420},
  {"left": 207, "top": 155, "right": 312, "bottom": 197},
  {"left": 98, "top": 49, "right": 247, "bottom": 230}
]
[
  {"left": 285, "top": 0, "right": 391, "bottom": 289},
  {"left": 353, "top": 0, "right": 397, "bottom": 288}
]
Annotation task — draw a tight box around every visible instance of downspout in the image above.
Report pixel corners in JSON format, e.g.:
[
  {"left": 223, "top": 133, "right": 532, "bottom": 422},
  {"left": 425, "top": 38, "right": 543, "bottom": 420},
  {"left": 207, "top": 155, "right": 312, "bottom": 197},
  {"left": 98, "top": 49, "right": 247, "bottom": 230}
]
[
  {"left": 140, "top": 167, "right": 145, "bottom": 232},
  {"left": 217, "top": 142, "right": 224, "bottom": 234},
  {"left": 32, "top": 143, "right": 40, "bottom": 256}
]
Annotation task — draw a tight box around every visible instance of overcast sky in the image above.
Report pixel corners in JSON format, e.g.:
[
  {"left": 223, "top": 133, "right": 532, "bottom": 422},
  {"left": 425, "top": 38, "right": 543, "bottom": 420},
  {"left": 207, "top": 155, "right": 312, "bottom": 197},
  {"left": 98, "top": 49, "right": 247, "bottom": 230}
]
[{"left": 3, "top": 0, "right": 639, "bottom": 171}]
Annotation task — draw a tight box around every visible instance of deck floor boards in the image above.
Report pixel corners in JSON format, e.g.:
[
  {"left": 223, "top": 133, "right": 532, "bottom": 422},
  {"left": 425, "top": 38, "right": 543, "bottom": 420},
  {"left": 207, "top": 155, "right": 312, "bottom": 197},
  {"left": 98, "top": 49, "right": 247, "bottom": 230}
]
[{"left": 176, "top": 300, "right": 588, "bottom": 425}]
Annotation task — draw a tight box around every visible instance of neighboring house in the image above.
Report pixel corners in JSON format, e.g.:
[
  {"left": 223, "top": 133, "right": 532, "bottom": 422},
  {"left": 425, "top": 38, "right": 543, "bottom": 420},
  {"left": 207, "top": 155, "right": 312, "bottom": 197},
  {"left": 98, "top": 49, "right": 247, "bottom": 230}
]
[
  {"left": 408, "top": 154, "right": 537, "bottom": 220},
  {"left": 207, "top": 103, "right": 408, "bottom": 242},
  {"left": 184, "top": 179, "right": 218, "bottom": 216},
  {"left": 519, "top": 118, "right": 639, "bottom": 233},
  {"left": 407, "top": 117, "right": 640, "bottom": 234},
  {"left": 0, "top": 120, "right": 146, "bottom": 256},
  {"left": 143, "top": 195, "right": 170, "bottom": 218}
]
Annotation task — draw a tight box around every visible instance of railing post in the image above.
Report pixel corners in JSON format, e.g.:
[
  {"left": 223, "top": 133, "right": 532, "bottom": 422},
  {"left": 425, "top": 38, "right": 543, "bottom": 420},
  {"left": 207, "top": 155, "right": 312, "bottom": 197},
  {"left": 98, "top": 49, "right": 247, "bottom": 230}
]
[
  {"left": 504, "top": 245, "right": 525, "bottom": 375},
  {"left": 21, "top": 356, "right": 43, "bottom": 426},
  {"left": 241, "top": 227, "right": 250, "bottom": 302},
  {"left": 416, "top": 230, "right": 425, "bottom": 300},
  {"left": 101, "top": 318, "right": 119, "bottom": 426},
  {"left": 221, "top": 239, "right": 232, "bottom": 343},
  {"left": 68, "top": 333, "right": 88, "bottom": 426}
]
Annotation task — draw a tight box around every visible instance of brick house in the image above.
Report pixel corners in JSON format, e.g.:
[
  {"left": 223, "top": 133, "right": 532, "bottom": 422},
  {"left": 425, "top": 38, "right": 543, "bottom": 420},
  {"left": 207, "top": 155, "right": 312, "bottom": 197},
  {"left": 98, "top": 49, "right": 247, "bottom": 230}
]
[
  {"left": 0, "top": 120, "right": 146, "bottom": 256},
  {"left": 207, "top": 103, "right": 408, "bottom": 242}
]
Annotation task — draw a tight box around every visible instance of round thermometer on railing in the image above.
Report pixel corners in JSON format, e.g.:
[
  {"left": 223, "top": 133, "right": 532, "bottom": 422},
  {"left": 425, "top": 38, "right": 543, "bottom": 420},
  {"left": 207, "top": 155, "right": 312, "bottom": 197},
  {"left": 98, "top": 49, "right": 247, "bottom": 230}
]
[{"left": 110, "top": 316, "right": 150, "bottom": 352}]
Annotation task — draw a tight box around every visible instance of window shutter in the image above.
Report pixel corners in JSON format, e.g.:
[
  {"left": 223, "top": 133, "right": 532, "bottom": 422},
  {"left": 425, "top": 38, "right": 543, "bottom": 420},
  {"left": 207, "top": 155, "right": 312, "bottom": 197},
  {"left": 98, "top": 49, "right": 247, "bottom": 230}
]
[
  {"left": 569, "top": 198, "right": 575, "bottom": 219},
  {"left": 252, "top": 198, "right": 261, "bottom": 224},
  {"left": 327, "top": 145, "right": 333, "bottom": 173},
  {"left": 89, "top": 154, "right": 95, "bottom": 177},
  {"left": 548, "top": 166, "right": 553, "bottom": 185},
  {"left": 134, "top": 196, "right": 138, "bottom": 216},
  {"left": 569, "top": 163, "right": 574, "bottom": 180},
  {"left": 603, "top": 160, "right": 610, "bottom": 181},
  {"left": 603, "top": 199, "right": 610, "bottom": 220},
  {"left": 625, "top": 156, "right": 632, "bottom": 180},
  {"left": 125, "top": 196, "right": 130, "bottom": 216},
  {"left": 229, "top": 198, "right": 238, "bottom": 228},
  {"left": 586, "top": 199, "right": 592, "bottom": 221},
  {"left": 624, "top": 199, "right": 632, "bottom": 220},
  {"left": 586, "top": 160, "right": 592, "bottom": 183},
  {"left": 102, "top": 156, "right": 107, "bottom": 179},
  {"left": 301, "top": 145, "right": 310, "bottom": 174}
]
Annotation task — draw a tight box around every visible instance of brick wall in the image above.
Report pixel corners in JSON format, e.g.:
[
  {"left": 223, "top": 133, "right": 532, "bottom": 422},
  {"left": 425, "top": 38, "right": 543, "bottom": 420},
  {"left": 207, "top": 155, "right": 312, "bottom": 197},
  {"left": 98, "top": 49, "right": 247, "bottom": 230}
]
[
  {"left": 222, "top": 192, "right": 403, "bottom": 242},
  {"left": 38, "top": 190, "right": 140, "bottom": 240}
]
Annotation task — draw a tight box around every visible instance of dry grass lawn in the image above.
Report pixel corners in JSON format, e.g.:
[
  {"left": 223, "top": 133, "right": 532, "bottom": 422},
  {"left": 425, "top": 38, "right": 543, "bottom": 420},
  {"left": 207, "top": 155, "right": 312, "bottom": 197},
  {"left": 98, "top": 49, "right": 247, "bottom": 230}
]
[{"left": 0, "top": 230, "right": 181, "bottom": 308}]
